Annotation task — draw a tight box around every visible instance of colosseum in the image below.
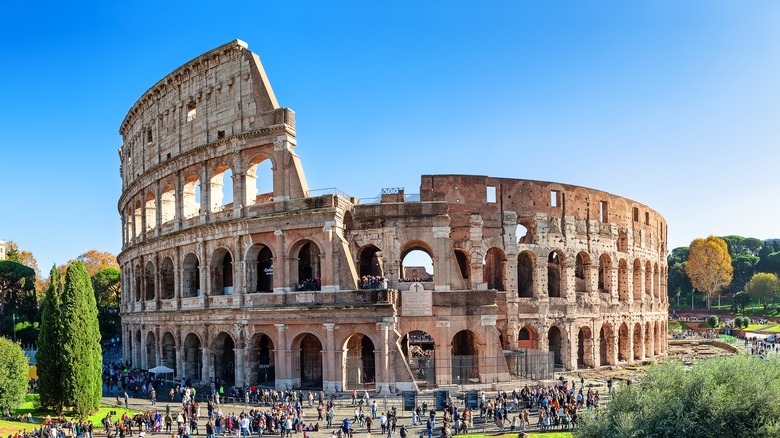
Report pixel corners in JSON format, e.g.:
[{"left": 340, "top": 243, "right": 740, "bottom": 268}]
[{"left": 118, "top": 40, "right": 669, "bottom": 393}]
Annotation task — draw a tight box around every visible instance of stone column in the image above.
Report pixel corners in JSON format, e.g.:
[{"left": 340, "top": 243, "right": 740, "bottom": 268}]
[
  {"left": 377, "top": 322, "right": 390, "bottom": 393},
  {"left": 200, "top": 162, "right": 210, "bottom": 224},
  {"left": 274, "top": 324, "right": 290, "bottom": 388},
  {"left": 273, "top": 230, "right": 287, "bottom": 292},
  {"left": 140, "top": 330, "right": 148, "bottom": 369},
  {"left": 235, "top": 348, "right": 246, "bottom": 387},
  {"left": 323, "top": 323, "right": 337, "bottom": 392},
  {"left": 176, "top": 328, "right": 184, "bottom": 378}
]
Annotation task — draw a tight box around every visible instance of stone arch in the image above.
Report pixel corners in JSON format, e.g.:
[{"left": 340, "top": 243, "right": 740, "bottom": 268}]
[
  {"left": 145, "top": 191, "right": 156, "bottom": 231},
  {"left": 547, "top": 325, "right": 567, "bottom": 368},
  {"left": 160, "top": 182, "right": 176, "bottom": 224},
  {"left": 291, "top": 239, "right": 322, "bottom": 289},
  {"left": 517, "top": 324, "right": 539, "bottom": 349},
  {"left": 402, "top": 330, "right": 436, "bottom": 387},
  {"left": 212, "top": 331, "right": 236, "bottom": 385},
  {"left": 618, "top": 322, "right": 630, "bottom": 362},
  {"left": 182, "top": 253, "right": 200, "bottom": 298},
  {"left": 484, "top": 247, "right": 506, "bottom": 291},
  {"left": 247, "top": 332, "right": 275, "bottom": 385},
  {"left": 452, "top": 330, "right": 480, "bottom": 384},
  {"left": 633, "top": 259, "right": 643, "bottom": 300},
  {"left": 183, "top": 333, "right": 203, "bottom": 381},
  {"left": 454, "top": 249, "right": 470, "bottom": 282},
  {"left": 292, "top": 333, "right": 324, "bottom": 388},
  {"left": 575, "top": 251, "right": 591, "bottom": 293},
  {"left": 160, "top": 257, "right": 175, "bottom": 299},
  {"left": 401, "top": 241, "right": 434, "bottom": 282},
  {"left": 182, "top": 173, "right": 201, "bottom": 219},
  {"left": 645, "top": 261, "right": 653, "bottom": 297},
  {"left": 618, "top": 259, "right": 629, "bottom": 301},
  {"left": 358, "top": 244, "right": 384, "bottom": 278},
  {"left": 209, "top": 162, "right": 233, "bottom": 211},
  {"left": 134, "top": 262, "right": 142, "bottom": 302},
  {"left": 343, "top": 333, "right": 376, "bottom": 389},
  {"left": 598, "top": 254, "right": 612, "bottom": 292},
  {"left": 161, "top": 331, "right": 177, "bottom": 376},
  {"left": 146, "top": 331, "right": 157, "bottom": 367},
  {"left": 210, "top": 247, "right": 234, "bottom": 295},
  {"left": 145, "top": 260, "right": 155, "bottom": 301},
  {"left": 599, "top": 323, "right": 614, "bottom": 366},
  {"left": 633, "top": 323, "right": 643, "bottom": 361},
  {"left": 577, "top": 326, "right": 594, "bottom": 368},
  {"left": 547, "top": 250, "right": 565, "bottom": 298},
  {"left": 517, "top": 251, "right": 535, "bottom": 297},
  {"left": 246, "top": 243, "right": 274, "bottom": 293},
  {"left": 245, "top": 154, "right": 275, "bottom": 205}
]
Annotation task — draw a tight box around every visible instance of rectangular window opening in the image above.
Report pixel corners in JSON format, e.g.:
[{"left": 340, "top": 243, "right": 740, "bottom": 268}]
[
  {"left": 186, "top": 102, "right": 197, "bottom": 122},
  {"left": 633, "top": 207, "right": 639, "bottom": 222},
  {"left": 551, "top": 190, "right": 560, "bottom": 208},
  {"left": 166, "top": 152, "right": 171, "bottom": 161},
  {"left": 146, "top": 128, "right": 153, "bottom": 144},
  {"left": 645, "top": 212, "right": 650, "bottom": 225},
  {"left": 486, "top": 186, "right": 497, "bottom": 203},
  {"left": 599, "top": 201, "right": 608, "bottom": 223},
  {"left": 218, "top": 130, "right": 226, "bottom": 139}
]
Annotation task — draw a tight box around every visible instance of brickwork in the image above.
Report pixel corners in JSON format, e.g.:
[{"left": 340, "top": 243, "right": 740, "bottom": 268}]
[{"left": 118, "top": 40, "right": 668, "bottom": 393}]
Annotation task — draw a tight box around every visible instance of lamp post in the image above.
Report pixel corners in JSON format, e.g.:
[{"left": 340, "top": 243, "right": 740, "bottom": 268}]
[{"left": 12, "top": 313, "right": 16, "bottom": 343}]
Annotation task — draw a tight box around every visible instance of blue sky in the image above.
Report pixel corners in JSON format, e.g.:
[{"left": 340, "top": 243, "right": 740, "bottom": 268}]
[{"left": 1, "top": 1, "right": 779, "bottom": 272}]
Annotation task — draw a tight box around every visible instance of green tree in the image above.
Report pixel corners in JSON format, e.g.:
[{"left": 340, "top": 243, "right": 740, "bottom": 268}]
[
  {"left": 0, "top": 337, "right": 28, "bottom": 415},
  {"left": 92, "top": 267, "right": 120, "bottom": 311},
  {"left": 685, "top": 236, "right": 733, "bottom": 309},
  {"left": 0, "top": 260, "right": 37, "bottom": 322},
  {"left": 745, "top": 272, "right": 779, "bottom": 309},
  {"left": 59, "top": 261, "right": 102, "bottom": 417},
  {"left": 574, "top": 355, "right": 780, "bottom": 437},
  {"left": 36, "top": 265, "right": 64, "bottom": 413},
  {"left": 732, "top": 291, "right": 751, "bottom": 312}
]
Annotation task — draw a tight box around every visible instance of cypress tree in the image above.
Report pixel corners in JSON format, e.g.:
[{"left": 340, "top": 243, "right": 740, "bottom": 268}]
[
  {"left": 36, "top": 265, "right": 64, "bottom": 414},
  {"left": 60, "top": 261, "right": 103, "bottom": 417}
]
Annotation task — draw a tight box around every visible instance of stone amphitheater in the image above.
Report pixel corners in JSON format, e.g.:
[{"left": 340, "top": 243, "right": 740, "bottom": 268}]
[{"left": 117, "top": 40, "right": 668, "bottom": 393}]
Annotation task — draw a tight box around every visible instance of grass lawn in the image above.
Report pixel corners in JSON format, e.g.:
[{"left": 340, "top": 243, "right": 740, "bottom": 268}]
[
  {"left": 718, "top": 334, "right": 738, "bottom": 343},
  {"left": 744, "top": 324, "right": 775, "bottom": 332},
  {"left": 668, "top": 320, "right": 683, "bottom": 332},
  {"left": 461, "top": 433, "right": 574, "bottom": 438}
]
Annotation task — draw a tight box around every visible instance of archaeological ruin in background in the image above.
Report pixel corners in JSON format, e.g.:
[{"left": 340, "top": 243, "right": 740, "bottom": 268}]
[{"left": 117, "top": 40, "right": 668, "bottom": 392}]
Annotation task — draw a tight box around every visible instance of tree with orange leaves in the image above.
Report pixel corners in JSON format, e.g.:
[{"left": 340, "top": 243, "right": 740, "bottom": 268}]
[{"left": 685, "top": 236, "right": 733, "bottom": 309}]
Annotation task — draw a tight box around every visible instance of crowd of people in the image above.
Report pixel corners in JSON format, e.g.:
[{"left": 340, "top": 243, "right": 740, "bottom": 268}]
[
  {"left": 358, "top": 276, "right": 386, "bottom": 290},
  {"left": 294, "top": 279, "right": 321, "bottom": 292}
]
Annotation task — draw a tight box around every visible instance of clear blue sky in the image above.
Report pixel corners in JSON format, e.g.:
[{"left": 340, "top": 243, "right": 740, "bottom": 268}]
[{"left": 1, "top": 1, "right": 779, "bottom": 272}]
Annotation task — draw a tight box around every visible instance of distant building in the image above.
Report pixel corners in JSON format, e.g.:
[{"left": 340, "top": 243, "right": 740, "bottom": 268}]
[{"left": 0, "top": 241, "right": 6, "bottom": 261}]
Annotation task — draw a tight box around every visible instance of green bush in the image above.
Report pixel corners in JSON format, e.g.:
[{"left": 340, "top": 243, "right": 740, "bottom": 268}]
[
  {"left": 734, "top": 317, "right": 743, "bottom": 329},
  {"left": 707, "top": 315, "right": 719, "bottom": 328}
]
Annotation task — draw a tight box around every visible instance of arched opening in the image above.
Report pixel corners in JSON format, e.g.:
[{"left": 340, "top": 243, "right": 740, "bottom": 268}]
[
  {"left": 517, "top": 325, "right": 539, "bottom": 349},
  {"left": 146, "top": 332, "right": 157, "bottom": 367},
  {"left": 134, "top": 264, "right": 142, "bottom": 302},
  {"left": 484, "top": 247, "right": 506, "bottom": 291},
  {"left": 145, "top": 261, "right": 155, "bottom": 301},
  {"left": 209, "top": 164, "right": 233, "bottom": 212},
  {"left": 182, "top": 253, "right": 200, "bottom": 298},
  {"left": 575, "top": 252, "right": 590, "bottom": 293},
  {"left": 247, "top": 245, "right": 274, "bottom": 293},
  {"left": 248, "top": 334, "right": 275, "bottom": 386},
  {"left": 633, "top": 323, "right": 643, "bottom": 361},
  {"left": 297, "top": 334, "right": 323, "bottom": 388},
  {"left": 633, "top": 259, "right": 643, "bottom": 300},
  {"left": 245, "top": 156, "right": 274, "bottom": 205},
  {"left": 296, "top": 241, "right": 321, "bottom": 290},
  {"left": 134, "top": 200, "right": 142, "bottom": 238},
  {"left": 160, "top": 257, "right": 175, "bottom": 299},
  {"left": 618, "top": 323, "right": 630, "bottom": 362},
  {"left": 548, "top": 326, "right": 563, "bottom": 368},
  {"left": 547, "top": 251, "right": 563, "bottom": 297},
  {"left": 211, "top": 249, "right": 234, "bottom": 295},
  {"left": 160, "top": 183, "right": 176, "bottom": 224},
  {"left": 359, "top": 245, "right": 384, "bottom": 287},
  {"left": 162, "top": 332, "right": 176, "bottom": 377},
  {"left": 645, "top": 261, "right": 653, "bottom": 297},
  {"left": 599, "top": 324, "right": 614, "bottom": 366},
  {"left": 183, "top": 333, "right": 203, "bottom": 381},
  {"left": 213, "top": 332, "right": 236, "bottom": 385},
  {"left": 598, "top": 254, "right": 611, "bottom": 292},
  {"left": 454, "top": 250, "right": 469, "bottom": 282},
  {"left": 517, "top": 251, "right": 534, "bottom": 297},
  {"left": 516, "top": 224, "right": 529, "bottom": 244},
  {"left": 618, "top": 259, "right": 629, "bottom": 301},
  {"left": 183, "top": 174, "right": 201, "bottom": 219},
  {"left": 645, "top": 322, "right": 653, "bottom": 358},
  {"left": 577, "top": 326, "right": 594, "bottom": 368},
  {"left": 344, "top": 334, "right": 376, "bottom": 389},
  {"left": 401, "top": 247, "right": 434, "bottom": 282},
  {"left": 145, "top": 192, "right": 156, "bottom": 231},
  {"left": 401, "top": 330, "right": 435, "bottom": 388},
  {"left": 452, "top": 330, "right": 479, "bottom": 384}
]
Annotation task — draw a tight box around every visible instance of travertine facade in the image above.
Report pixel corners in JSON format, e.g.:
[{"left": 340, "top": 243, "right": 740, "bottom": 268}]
[
  {"left": 0, "top": 241, "right": 7, "bottom": 260},
  {"left": 118, "top": 40, "right": 668, "bottom": 392}
]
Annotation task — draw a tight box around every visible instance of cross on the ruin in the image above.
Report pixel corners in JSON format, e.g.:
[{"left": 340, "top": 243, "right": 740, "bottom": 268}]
[{"left": 412, "top": 283, "right": 422, "bottom": 293}]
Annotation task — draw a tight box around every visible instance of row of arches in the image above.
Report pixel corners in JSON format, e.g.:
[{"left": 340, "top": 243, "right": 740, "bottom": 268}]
[{"left": 123, "top": 157, "right": 273, "bottom": 245}]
